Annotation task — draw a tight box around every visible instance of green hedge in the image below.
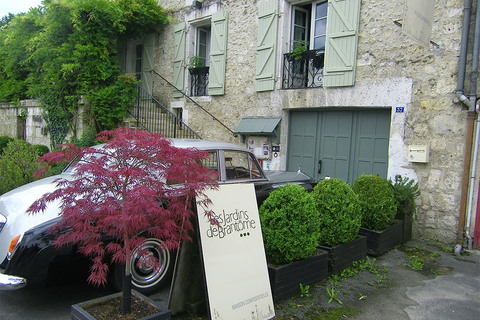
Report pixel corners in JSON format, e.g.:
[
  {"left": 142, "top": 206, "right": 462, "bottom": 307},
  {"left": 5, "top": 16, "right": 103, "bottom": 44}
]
[
  {"left": 0, "top": 140, "right": 41, "bottom": 195},
  {"left": 312, "top": 179, "right": 361, "bottom": 247},
  {"left": 0, "top": 136, "right": 14, "bottom": 155},
  {"left": 259, "top": 184, "right": 321, "bottom": 265},
  {"left": 352, "top": 175, "right": 397, "bottom": 231}
]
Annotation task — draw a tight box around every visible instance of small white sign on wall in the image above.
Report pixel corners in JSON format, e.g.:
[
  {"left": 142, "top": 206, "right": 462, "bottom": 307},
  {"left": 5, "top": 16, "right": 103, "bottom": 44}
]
[{"left": 196, "top": 183, "right": 275, "bottom": 320}]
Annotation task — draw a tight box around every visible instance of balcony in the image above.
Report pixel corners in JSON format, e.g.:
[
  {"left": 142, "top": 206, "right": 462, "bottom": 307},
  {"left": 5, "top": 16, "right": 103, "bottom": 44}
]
[
  {"left": 282, "top": 49, "right": 325, "bottom": 89},
  {"left": 189, "top": 66, "right": 209, "bottom": 96}
]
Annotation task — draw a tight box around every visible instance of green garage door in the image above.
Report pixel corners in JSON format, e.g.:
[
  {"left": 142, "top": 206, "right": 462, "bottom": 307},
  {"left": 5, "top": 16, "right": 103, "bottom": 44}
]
[{"left": 287, "top": 109, "right": 391, "bottom": 184}]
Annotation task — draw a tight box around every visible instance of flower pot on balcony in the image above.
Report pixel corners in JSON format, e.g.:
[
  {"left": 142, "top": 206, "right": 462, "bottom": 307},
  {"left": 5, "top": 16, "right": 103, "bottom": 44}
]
[
  {"left": 317, "top": 235, "right": 367, "bottom": 275},
  {"left": 359, "top": 219, "right": 404, "bottom": 257},
  {"left": 188, "top": 66, "right": 209, "bottom": 75},
  {"left": 268, "top": 249, "right": 328, "bottom": 302},
  {"left": 71, "top": 290, "right": 171, "bottom": 320}
]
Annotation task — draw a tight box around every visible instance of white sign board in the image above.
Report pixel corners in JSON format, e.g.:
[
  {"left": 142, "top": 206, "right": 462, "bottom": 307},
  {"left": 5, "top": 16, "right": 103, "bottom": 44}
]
[{"left": 196, "top": 183, "right": 275, "bottom": 320}]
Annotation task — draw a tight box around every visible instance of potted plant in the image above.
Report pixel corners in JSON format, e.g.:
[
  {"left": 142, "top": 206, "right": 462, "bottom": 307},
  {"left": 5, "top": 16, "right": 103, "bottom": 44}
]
[
  {"left": 27, "top": 128, "right": 217, "bottom": 319},
  {"left": 259, "top": 184, "right": 328, "bottom": 302},
  {"left": 388, "top": 175, "right": 421, "bottom": 243},
  {"left": 188, "top": 56, "right": 209, "bottom": 75},
  {"left": 312, "top": 179, "right": 367, "bottom": 274},
  {"left": 352, "top": 175, "right": 401, "bottom": 257},
  {"left": 286, "top": 44, "right": 307, "bottom": 62}
]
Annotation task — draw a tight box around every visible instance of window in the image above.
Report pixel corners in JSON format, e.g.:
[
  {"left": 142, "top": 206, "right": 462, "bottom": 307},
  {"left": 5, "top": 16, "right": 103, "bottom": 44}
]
[
  {"left": 280, "top": 0, "right": 361, "bottom": 89},
  {"left": 202, "top": 151, "right": 219, "bottom": 175},
  {"left": 173, "top": 12, "right": 228, "bottom": 98},
  {"left": 190, "top": 26, "right": 211, "bottom": 96},
  {"left": 283, "top": 1, "right": 327, "bottom": 89},
  {"left": 224, "top": 151, "right": 263, "bottom": 181}
]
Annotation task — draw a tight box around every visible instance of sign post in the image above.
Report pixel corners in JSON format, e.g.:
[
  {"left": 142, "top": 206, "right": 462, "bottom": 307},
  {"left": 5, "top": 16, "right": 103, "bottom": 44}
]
[{"left": 196, "top": 183, "right": 275, "bottom": 320}]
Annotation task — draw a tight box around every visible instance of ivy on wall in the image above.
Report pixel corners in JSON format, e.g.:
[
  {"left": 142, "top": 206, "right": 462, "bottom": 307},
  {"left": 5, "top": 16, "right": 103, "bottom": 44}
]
[{"left": 0, "top": 0, "right": 168, "bottom": 148}]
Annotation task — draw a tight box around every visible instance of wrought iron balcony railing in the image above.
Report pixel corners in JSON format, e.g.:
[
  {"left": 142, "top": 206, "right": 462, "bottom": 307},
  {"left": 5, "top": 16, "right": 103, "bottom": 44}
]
[
  {"left": 282, "top": 49, "right": 325, "bottom": 89},
  {"left": 189, "top": 66, "right": 209, "bottom": 96}
]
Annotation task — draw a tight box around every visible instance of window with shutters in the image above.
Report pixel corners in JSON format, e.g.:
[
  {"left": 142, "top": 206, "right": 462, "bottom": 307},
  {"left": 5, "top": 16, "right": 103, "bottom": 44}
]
[
  {"left": 174, "top": 12, "right": 228, "bottom": 98},
  {"left": 282, "top": 0, "right": 360, "bottom": 89},
  {"left": 118, "top": 34, "right": 155, "bottom": 95},
  {"left": 189, "top": 26, "right": 211, "bottom": 96},
  {"left": 282, "top": 0, "right": 327, "bottom": 89}
]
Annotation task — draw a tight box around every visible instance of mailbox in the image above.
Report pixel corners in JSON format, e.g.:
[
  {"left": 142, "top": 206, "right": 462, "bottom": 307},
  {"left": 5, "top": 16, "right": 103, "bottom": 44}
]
[{"left": 408, "top": 145, "right": 430, "bottom": 163}]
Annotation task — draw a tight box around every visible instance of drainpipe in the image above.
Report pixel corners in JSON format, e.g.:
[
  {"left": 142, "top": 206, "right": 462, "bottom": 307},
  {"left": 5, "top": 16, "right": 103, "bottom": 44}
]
[
  {"left": 465, "top": 0, "right": 480, "bottom": 249},
  {"left": 455, "top": 0, "right": 480, "bottom": 254},
  {"left": 456, "top": 0, "right": 474, "bottom": 110},
  {"left": 466, "top": 101, "right": 480, "bottom": 249}
]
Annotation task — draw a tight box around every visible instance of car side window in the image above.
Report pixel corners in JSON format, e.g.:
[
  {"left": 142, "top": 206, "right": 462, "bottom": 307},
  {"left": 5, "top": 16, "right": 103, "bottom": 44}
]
[
  {"left": 202, "top": 151, "right": 219, "bottom": 176},
  {"left": 224, "top": 151, "right": 263, "bottom": 180}
]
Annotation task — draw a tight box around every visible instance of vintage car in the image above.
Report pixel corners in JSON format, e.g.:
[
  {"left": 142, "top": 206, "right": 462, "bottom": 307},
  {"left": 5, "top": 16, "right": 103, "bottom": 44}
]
[{"left": 0, "top": 139, "right": 313, "bottom": 292}]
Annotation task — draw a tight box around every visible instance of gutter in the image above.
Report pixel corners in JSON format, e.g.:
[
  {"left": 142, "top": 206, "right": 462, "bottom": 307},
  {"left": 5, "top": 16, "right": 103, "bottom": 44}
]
[{"left": 455, "top": 0, "right": 480, "bottom": 254}]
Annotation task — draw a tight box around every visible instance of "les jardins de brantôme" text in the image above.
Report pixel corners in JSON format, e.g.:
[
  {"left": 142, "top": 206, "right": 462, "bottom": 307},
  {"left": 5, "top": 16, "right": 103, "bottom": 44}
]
[{"left": 206, "top": 209, "right": 256, "bottom": 239}]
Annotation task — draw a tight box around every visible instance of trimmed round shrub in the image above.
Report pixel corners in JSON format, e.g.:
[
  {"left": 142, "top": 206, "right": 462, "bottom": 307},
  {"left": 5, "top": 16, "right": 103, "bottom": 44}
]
[
  {"left": 0, "top": 136, "right": 14, "bottom": 155},
  {"left": 32, "top": 144, "right": 50, "bottom": 157},
  {"left": 352, "top": 175, "right": 397, "bottom": 231},
  {"left": 312, "top": 179, "right": 361, "bottom": 247},
  {"left": 259, "top": 184, "right": 320, "bottom": 265}
]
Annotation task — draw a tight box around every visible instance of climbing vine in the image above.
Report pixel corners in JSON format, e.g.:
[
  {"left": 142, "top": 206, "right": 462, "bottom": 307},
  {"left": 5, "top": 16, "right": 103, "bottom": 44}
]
[{"left": 0, "top": 0, "right": 168, "bottom": 147}]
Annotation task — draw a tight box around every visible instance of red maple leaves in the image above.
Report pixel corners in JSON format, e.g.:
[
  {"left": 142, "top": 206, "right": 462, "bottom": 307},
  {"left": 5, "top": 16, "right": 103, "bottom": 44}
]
[{"left": 28, "top": 128, "right": 217, "bottom": 287}]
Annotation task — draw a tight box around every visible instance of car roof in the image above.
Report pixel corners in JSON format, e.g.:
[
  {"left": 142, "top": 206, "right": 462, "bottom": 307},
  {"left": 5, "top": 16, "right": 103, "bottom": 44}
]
[
  {"left": 90, "top": 139, "right": 250, "bottom": 153},
  {"left": 167, "top": 139, "right": 250, "bottom": 152}
]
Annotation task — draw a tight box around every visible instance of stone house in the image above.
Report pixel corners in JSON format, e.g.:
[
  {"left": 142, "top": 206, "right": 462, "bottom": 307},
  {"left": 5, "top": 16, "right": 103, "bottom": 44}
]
[
  {"left": 1, "top": 0, "right": 477, "bottom": 247},
  {"left": 119, "top": 0, "right": 479, "bottom": 247}
]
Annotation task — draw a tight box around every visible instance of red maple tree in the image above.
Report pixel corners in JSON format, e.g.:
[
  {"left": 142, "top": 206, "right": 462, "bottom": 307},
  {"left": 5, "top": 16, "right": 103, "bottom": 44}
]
[{"left": 28, "top": 128, "right": 217, "bottom": 314}]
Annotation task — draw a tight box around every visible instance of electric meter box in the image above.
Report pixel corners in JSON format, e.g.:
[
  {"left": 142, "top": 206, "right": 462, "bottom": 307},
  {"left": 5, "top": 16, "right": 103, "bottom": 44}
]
[{"left": 408, "top": 145, "right": 430, "bottom": 163}]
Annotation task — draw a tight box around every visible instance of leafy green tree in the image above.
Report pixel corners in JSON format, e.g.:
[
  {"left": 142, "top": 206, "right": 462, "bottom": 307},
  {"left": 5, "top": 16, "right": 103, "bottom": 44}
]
[{"left": 0, "top": 0, "right": 168, "bottom": 147}]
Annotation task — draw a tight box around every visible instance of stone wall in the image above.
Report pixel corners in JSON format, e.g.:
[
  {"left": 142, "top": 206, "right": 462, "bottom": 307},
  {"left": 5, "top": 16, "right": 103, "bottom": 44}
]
[
  {"left": 151, "top": 0, "right": 478, "bottom": 244},
  {"left": 0, "top": 100, "right": 50, "bottom": 147},
  {"left": 0, "top": 100, "right": 87, "bottom": 150}
]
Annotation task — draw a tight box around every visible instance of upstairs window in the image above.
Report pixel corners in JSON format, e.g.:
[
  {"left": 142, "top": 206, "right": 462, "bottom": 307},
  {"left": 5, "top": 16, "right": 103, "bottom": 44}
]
[
  {"left": 190, "top": 26, "right": 211, "bottom": 96},
  {"left": 283, "top": 1, "right": 327, "bottom": 89},
  {"left": 173, "top": 12, "right": 228, "bottom": 98},
  {"left": 279, "top": 0, "right": 361, "bottom": 89}
]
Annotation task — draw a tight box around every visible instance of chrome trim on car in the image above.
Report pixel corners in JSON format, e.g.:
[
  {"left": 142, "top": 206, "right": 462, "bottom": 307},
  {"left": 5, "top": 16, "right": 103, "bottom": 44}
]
[
  {"left": 0, "top": 273, "right": 27, "bottom": 290},
  {"left": 0, "top": 213, "right": 5, "bottom": 233}
]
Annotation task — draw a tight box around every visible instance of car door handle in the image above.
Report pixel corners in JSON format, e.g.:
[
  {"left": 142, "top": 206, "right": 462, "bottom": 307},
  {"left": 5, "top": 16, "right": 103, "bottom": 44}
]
[{"left": 317, "top": 160, "right": 321, "bottom": 174}]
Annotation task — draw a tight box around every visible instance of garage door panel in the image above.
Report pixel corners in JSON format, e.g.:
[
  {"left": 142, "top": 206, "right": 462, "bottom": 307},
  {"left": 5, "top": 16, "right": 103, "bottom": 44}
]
[{"left": 288, "top": 109, "right": 391, "bottom": 184}]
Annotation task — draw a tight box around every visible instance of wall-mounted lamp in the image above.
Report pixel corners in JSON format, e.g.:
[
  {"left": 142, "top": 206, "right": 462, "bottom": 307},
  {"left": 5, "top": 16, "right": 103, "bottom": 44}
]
[{"left": 192, "top": 1, "right": 203, "bottom": 9}]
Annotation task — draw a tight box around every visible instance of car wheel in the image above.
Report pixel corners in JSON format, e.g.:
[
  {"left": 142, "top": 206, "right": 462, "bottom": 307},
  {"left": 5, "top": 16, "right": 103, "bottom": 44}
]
[{"left": 111, "top": 238, "right": 175, "bottom": 294}]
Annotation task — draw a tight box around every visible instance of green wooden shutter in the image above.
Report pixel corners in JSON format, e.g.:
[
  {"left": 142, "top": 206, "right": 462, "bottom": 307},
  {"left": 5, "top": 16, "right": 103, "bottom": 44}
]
[
  {"left": 209, "top": 11, "right": 228, "bottom": 95},
  {"left": 142, "top": 33, "right": 155, "bottom": 95},
  {"left": 173, "top": 22, "right": 186, "bottom": 98},
  {"left": 255, "top": 0, "right": 279, "bottom": 92},
  {"left": 323, "top": 0, "right": 361, "bottom": 87}
]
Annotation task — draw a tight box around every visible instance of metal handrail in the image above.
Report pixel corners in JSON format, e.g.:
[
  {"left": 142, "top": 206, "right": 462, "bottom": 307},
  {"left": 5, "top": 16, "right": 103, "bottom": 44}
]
[
  {"left": 128, "top": 85, "right": 201, "bottom": 139},
  {"left": 150, "top": 70, "right": 237, "bottom": 137}
]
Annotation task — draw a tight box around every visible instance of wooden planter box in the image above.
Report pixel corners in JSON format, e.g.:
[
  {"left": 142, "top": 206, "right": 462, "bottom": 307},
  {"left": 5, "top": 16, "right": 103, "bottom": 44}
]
[
  {"left": 359, "top": 219, "right": 404, "bottom": 257},
  {"left": 71, "top": 290, "right": 171, "bottom": 320},
  {"left": 395, "top": 203, "right": 414, "bottom": 243},
  {"left": 318, "top": 235, "right": 367, "bottom": 275},
  {"left": 268, "top": 250, "right": 328, "bottom": 302}
]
